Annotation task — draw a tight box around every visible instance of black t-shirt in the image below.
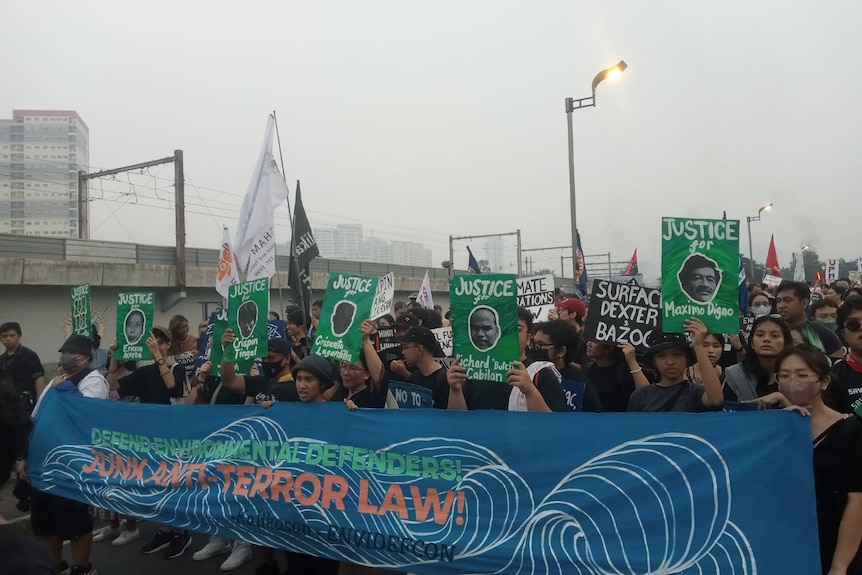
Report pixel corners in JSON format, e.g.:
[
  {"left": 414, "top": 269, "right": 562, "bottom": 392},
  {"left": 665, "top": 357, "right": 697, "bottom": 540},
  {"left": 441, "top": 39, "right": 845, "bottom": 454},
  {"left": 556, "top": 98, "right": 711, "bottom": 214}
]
[
  {"left": 118, "top": 363, "right": 184, "bottom": 404},
  {"left": 0, "top": 345, "right": 44, "bottom": 409},
  {"left": 462, "top": 360, "right": 568, "bottom": 412},
  {"left": 244, "top": 375, "right": 299, "bottom": 404},
  {"left": 813, "top": 417, "right": 862, "bottom": 574},
  {"left": 627, "top": 381, "right": 712, "bottom": 413},
  {"left": 0, "top": 524, "right": 58, "bottom": 575},
  {"left": 195, "top": 376, "right": 247, "bottom": 405},
  {"left": 335, "top": 374, "right": 390, "bottom": 409},
  {"left": 826, "top": 360, "right": 862, "bottom": 415},
  {"left": 583, "top": 360, "right": 636, "bottom": 413},
  {"left": 409, "top": 368, "right": 449, "bottom": 409},
  {"left": 558, "top": 364, "right": 602, "bottom": 412}
]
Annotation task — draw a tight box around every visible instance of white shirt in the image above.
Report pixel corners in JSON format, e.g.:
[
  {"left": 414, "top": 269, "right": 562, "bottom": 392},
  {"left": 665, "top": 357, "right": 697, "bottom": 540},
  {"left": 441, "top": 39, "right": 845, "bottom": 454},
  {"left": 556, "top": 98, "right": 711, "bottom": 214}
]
[{"left": 32, "top": 369, "right": 109, "bottom": 417}]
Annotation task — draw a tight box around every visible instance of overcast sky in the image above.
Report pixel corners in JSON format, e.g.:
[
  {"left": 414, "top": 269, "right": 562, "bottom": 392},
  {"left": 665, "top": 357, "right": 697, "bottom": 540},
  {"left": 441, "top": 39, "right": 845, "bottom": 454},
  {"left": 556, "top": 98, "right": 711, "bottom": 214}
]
[{"left": 3, "top": 0, "right": 860, "bottom": 280}]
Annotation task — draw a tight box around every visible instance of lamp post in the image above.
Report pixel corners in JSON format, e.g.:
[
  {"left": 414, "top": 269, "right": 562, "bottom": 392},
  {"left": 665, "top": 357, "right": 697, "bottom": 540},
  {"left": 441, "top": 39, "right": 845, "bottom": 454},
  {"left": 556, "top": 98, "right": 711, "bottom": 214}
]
[
  {"left": 565, "top": 60, "right": 627, "bottom": 286},
  {"left": 745, "top": 202, "right": 773, "bottom": 281}
]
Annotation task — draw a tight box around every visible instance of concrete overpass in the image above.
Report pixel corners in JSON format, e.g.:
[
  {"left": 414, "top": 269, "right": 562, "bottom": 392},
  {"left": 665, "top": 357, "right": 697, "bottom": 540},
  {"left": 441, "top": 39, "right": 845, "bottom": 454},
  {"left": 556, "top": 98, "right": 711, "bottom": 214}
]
[{"left": 0, "top": 234, "right": 454, "bottom": 362}]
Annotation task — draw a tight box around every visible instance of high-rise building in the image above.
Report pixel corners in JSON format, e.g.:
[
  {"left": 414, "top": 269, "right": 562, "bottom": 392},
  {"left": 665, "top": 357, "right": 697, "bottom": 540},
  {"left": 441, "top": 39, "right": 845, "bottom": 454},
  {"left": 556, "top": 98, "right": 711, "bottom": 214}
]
[
  {"left": 0, "top": 109, "right": 89, "bottom": 237},
  {"left": 389, "top": 240, "right": 432, "bottom": 267}
]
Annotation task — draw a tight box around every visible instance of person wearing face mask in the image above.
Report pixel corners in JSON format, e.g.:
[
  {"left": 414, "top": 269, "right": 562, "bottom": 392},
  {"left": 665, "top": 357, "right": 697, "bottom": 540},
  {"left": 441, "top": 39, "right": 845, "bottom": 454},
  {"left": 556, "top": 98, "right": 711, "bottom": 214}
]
[
  {"left": 531, "top": 320, "right": 602, "bottom": 412},
  {"left": 724, "top": 315, "right": 792, "bottom": 403},
  {"left": 218, "top": 334, "right": 300, "bottom": 404},
  {"left": 811, "top": 299, "right": 841, "bottom": 333},
  {"left": 748, "top": 292, "right": 774, "bottom": 318},
  {"left": 826, "top": 296, "right": 862, "bottom": 415},
  {"left": 757, "top": 344, "right": 862, "bottom": 575},
  {"left": 23, "top": 334, "right": 108, "bottom": 575}
]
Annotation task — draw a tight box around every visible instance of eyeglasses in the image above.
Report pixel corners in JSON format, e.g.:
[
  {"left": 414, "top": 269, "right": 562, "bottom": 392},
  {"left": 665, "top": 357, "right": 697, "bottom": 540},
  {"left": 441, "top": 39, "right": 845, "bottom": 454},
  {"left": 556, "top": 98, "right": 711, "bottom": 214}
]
[
  {"left": 530, "top": 342, "right": 555, "bottom": 350},
  {"left": 844, "top": 319, "right": 862, "bottom": 333},
  {"left": 776, "top": 372, "right": 819, "bottom": 384},
  {"left": 339, "top": 364, "right": 365, "bottom": 372}
]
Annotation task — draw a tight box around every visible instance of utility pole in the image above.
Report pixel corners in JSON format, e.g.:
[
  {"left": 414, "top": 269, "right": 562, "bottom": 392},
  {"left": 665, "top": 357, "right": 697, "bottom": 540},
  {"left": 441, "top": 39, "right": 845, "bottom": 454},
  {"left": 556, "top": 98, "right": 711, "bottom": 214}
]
[
  {"left": 78, "top": 153, "right": 186, "bottom": 308},
  {"left": 174, "top": 150, "right": 186, "bottom": 289}
]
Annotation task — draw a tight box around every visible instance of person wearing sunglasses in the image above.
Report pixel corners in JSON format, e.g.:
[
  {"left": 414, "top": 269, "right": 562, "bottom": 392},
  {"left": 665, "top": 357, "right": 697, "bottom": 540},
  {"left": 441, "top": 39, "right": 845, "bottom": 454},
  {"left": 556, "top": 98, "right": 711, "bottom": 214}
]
[{"left": 826, "top": 296, "right": 862, "bottom": 415}]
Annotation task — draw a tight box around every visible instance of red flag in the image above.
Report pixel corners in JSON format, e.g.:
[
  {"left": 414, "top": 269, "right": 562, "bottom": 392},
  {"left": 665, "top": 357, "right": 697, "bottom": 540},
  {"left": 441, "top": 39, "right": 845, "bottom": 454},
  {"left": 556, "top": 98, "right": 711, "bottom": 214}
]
[
  {"left": 765, "top": 235, "right": 781, "bottom": 277},
  {"left": 622, "top": 249, "right": 638, "bottom": 275}
]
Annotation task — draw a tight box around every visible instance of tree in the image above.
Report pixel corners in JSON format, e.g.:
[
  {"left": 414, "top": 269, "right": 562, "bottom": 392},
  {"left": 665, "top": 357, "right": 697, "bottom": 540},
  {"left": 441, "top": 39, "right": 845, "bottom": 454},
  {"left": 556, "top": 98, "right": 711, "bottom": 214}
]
[
  {"left": 741, "top": 256, "right": 766, "bottom": 283},
  {"left": 477, "top": 259, "right": 492, "bottom": 274},
  {"left": 780, "top": 250, "right": 825, "bottom": 282},
  {"left": 534, "top": 268, "right": 555, "bottom": 276}
]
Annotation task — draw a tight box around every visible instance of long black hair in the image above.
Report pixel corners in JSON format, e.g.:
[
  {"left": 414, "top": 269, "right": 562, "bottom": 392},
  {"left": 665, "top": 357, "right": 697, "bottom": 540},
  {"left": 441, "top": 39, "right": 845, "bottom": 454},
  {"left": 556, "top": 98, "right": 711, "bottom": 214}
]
[{"left": 742, "top": 315, "right": 792, "bottom": 390}]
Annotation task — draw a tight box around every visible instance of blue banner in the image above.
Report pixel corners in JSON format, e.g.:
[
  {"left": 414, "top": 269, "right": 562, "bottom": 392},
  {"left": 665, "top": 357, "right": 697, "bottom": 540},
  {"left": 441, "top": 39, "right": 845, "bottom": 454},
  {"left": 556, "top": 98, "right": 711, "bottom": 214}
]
[
  {"left": 389, "top": 380, "right": 433, "bottom": 409},
  {"left": 28, "top": 392, "right": 819, "bottom": 574}
]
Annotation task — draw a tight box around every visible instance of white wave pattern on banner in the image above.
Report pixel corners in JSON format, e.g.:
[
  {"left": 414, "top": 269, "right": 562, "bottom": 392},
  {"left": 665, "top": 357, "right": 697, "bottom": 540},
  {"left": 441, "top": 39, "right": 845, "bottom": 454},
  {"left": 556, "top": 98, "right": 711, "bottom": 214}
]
[{"left": 38, "top": 419, "right": 756, "bottom": 574}]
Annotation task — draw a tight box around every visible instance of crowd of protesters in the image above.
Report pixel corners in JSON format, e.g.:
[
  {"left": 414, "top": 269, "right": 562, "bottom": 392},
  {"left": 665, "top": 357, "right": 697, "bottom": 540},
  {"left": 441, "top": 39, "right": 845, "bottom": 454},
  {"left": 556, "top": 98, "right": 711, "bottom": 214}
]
[{"left": 3, "top": 277, "right": 862, "bottom": 574}]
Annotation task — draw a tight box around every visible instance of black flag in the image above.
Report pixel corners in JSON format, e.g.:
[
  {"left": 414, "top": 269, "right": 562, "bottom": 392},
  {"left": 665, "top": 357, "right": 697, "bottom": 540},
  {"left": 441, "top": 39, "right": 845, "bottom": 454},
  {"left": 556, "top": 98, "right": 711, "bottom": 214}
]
[{"left": 288, "top": 181, "right": 319, "bottom": 323}]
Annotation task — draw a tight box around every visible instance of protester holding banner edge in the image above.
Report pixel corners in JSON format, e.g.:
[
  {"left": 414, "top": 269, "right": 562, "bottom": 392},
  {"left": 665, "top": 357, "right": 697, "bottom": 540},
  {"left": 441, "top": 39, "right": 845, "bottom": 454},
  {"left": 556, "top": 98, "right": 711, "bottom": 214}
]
[{"left": 752, "top": 343, "right": 862, "bottom": 575}]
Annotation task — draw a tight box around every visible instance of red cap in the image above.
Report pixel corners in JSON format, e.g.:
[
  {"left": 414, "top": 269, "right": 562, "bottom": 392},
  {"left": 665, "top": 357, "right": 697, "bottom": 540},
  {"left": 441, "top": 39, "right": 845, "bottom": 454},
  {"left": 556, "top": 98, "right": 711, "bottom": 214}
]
[{"left": 556, "top": 297, "right": 586, "bottom": 317}]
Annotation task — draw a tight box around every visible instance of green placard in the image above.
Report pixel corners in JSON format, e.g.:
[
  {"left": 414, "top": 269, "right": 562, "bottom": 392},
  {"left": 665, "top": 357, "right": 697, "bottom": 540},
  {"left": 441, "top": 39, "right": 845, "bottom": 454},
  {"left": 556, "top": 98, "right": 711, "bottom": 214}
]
[
  {"left": 450, "top": 273, "right": 519, "bottom": 382},
  {"left": 70, "top": 284, "right": 92, "bottom": 337},
  {"left": 312, "top": 272, "right": 379, "bottom": 363},
  {"left": 661, "top": 217, "right": 740, "bottom": 333},
  {"left": 225, "top": 278, "right": 270, "bottom": 364},
  {"left": 115, "top": 292, "right": 155, "bottom": 361}
]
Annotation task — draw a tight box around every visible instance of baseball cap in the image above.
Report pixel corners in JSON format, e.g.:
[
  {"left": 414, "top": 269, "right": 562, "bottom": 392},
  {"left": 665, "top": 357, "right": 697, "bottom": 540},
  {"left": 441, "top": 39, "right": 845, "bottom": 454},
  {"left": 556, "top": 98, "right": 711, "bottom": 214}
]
[
  {"left": 267, "top": 338, "right": 293, "bottom": 356},
  {"left": 397, "top": 326, "right": 444, "bottom": 356},
  {"left": 59, "top": 334, "right": 94, "bottom": 356},
  {"left": 556, "top": 297, "right": 587, "bottom": 317},
  {"left": 394, "top": 312, "right": 419, "bottom": 329}
]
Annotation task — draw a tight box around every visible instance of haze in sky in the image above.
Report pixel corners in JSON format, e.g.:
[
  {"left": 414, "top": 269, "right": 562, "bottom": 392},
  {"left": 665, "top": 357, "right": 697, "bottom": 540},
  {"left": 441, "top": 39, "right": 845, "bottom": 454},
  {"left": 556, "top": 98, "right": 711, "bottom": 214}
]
[{"left": 3, "top": 1, "right": 860, "bottom": 280}]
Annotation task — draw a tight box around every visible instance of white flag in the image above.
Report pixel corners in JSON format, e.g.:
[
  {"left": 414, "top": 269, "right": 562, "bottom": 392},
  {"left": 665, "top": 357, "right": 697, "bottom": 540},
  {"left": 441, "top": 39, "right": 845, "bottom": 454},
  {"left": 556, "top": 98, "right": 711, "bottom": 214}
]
[
  {"left": 215, "top": 227, "right": 239, "bottom": 299},
  {"left": 793, "top": 253, "right": 805, "bottom": 282},
  {"left": 233, "top": 115, "right": 290, "bottom": 280},
  {"left": 416, "top": 271, "right": 434, "bottom": 310}
]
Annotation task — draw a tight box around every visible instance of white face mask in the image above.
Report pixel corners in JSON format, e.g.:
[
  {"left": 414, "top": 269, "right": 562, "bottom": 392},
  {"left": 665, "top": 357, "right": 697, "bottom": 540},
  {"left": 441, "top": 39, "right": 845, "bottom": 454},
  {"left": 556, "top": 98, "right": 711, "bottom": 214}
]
[{"left": 751, "top": 304, "right": 771, "bottom": 317}]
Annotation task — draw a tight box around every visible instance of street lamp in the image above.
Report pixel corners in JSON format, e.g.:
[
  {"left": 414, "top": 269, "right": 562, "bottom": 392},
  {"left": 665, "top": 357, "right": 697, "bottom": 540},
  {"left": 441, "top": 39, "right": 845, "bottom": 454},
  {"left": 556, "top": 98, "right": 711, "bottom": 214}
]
[
  {"left": 745, "top": 202, "right": 773, "bottom": 280},
  {"left": 565, "top": 60, "right": 627, "bottom": 286}
]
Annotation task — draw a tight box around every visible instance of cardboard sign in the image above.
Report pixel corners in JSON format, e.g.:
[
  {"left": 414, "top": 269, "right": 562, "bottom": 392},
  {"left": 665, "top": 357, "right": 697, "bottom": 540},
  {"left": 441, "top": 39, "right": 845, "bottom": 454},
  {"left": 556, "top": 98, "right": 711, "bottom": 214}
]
[
  {"left": 450, "top": 274, "right": 519, "bottom": 383},
  {"left": 225, "top": 278, "right": 270, "bottom": 364},
  {"left": 70, "top": 284, "right": 92, "bottom": 337},
  {"left": 388, "top": 380, "right": 433, "bottom": 409},
  {"left": 115, "top": 292, "right": 155, "bottom": 361},
  {"left": 313, "top": 272, "right": 379, "bottom": 363},
  {"left": 431, "top": 326, "right": 453, "bottom": 357},
  {"left": 762, "top": 274, "right": 782, "bottom": 288},
  {"left": 583, "top": 279, "right": 661, "bottom": 352},
  {"left": 740, "top": 315, "right": 755, "bottom": 346},
  {"left": 517, "top": 274, "right": 555, "bottom": 322},
  {"left": 369, "top": 272, "right": 395, "bottom": 320},
  {"left": 661, "top": 217, "right": 740, "bottom": 333},
  {"left": 825, "top": 259, "right": 840, "bottom": 284}
]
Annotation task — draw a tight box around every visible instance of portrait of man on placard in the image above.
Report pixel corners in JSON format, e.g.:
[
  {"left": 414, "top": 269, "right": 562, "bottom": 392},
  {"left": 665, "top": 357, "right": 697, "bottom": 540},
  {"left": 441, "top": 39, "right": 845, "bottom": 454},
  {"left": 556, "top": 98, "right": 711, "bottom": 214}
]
[
  {"left": 238, "top": 300, "right": 258, "bottom": 339},
  {"left": 678, "top": 254, "right": 722, "bottom": 304},
  {"left": 469, "top": 305, "right": 501, "bottom": 351},
  {"left": 124, "top": 309, "right": 146, "bottom": 345},
  {"left": 331, "top": 300, "right": 357, "bottom": 337}
]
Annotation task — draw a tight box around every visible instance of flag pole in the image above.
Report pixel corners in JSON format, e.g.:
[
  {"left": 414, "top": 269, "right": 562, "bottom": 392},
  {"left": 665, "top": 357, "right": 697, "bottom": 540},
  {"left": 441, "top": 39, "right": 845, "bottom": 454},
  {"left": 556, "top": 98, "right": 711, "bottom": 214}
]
[
  {"left": 272, "top": 110, "right": 307, "bottom": 322},
  {"left": 271, "top": 111, "right": 291, "bottom": 317}
]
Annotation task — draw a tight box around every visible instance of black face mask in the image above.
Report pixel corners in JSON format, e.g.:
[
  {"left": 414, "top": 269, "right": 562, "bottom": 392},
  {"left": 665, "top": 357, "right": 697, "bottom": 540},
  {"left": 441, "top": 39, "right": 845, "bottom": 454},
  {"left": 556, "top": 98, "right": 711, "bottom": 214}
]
[
  {"left": 260, "top": 360, "right": 284, "bottom": 379},
  {"left": 528, "top": 346, "right": 551, "bottom": 363}
]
